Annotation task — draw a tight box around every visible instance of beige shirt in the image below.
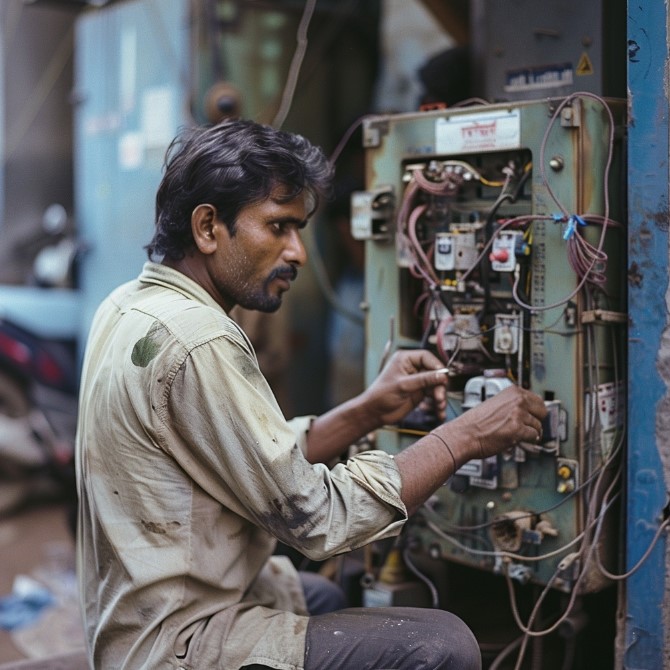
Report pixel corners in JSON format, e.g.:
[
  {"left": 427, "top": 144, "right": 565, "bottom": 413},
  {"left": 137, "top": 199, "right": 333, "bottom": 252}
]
[{"left": 75, "top": 262, "right": 407, "bottom": 669}]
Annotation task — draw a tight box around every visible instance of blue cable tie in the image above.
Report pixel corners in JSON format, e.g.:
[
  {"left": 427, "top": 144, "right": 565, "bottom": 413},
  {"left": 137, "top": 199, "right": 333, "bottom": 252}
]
[{"left": 563, "top": 214, "right": 587, "bottom": 240}]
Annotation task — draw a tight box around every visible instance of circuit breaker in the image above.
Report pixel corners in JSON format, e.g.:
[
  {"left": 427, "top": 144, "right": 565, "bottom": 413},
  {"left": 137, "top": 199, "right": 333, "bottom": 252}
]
[{"left": 356, "top": 95, "right": 626, "bottom": 592}]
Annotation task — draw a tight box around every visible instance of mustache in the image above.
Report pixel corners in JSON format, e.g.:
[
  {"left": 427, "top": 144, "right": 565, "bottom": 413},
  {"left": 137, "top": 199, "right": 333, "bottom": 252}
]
[{"left": 268, "top": 265, "right": 298, "bottom": 282}]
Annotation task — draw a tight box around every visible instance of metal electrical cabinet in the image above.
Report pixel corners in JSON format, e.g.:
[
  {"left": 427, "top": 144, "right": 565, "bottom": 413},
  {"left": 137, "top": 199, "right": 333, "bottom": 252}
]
[
  {"left": 470, "top": 0, "right": 626, "bottom": 103},
  {"left": 356, "top": 95, "right": 626, "bottom": 593}
]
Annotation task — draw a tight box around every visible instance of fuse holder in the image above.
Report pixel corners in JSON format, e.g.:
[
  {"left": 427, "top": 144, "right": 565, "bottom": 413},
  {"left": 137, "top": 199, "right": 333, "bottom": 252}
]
[
  {"left": 556, "top": 458, "right": 578, "bottom": 494},
  {"left": 557, "top": 465, "right": 572, "bottom": 479}
]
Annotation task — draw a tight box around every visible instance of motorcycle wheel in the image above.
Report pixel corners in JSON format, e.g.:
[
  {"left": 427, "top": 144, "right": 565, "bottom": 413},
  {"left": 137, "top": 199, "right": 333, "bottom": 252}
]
[{"left": 0, "top": 369, "right": 30, "bottom": 418}]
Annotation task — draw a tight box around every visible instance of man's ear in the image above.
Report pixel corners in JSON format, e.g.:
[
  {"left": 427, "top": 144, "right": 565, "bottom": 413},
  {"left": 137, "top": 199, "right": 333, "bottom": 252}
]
[{"left": 191, "top": 204, "right": 221, "bottom": 254}]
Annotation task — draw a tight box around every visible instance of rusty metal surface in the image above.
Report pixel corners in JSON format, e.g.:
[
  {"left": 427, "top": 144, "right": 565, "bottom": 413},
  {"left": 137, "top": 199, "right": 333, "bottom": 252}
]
[{"left": 625, "top": 2, "right": 670, "bottom": 668}]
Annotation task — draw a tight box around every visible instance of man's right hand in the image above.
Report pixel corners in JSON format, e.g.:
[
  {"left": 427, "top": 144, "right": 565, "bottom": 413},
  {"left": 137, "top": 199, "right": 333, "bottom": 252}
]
[
  {"left": 439, "top": 384, "right": 548, "bottom": 464},
  {"left": 396, "top": 384, "right": 547, "bottom": 513}
]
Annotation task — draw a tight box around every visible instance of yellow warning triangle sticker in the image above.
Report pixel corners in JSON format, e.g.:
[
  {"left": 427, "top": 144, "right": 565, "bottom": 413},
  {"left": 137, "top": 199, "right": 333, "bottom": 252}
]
[{"left": 576, "top": 52, "right": 594, "bottom": 76}]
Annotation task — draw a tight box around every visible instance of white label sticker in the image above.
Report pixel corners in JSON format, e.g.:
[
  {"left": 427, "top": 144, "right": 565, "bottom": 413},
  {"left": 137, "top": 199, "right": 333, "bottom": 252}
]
[
  {"left": 596, "top": 381, "right": 625, "bottom": 430},
  {"left": 436, "top": 109, "right": 521, "bottom": 154}
]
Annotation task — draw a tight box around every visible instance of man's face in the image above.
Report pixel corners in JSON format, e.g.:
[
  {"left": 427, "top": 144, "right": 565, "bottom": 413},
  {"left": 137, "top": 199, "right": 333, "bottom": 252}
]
[{"left": 209, "top": 187, "right": 309, "bottom": 312}]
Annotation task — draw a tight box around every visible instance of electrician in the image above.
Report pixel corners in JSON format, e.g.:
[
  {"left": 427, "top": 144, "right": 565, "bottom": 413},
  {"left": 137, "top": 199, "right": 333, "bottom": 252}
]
[{"left": 75, "top": 118, "right": 547, "bottom": 670}]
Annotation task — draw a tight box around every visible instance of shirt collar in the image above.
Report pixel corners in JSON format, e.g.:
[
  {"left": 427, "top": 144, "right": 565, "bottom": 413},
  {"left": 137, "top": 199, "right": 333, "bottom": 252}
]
[{"left": 138, "top": 262, "right": 226, "bottom": 314}]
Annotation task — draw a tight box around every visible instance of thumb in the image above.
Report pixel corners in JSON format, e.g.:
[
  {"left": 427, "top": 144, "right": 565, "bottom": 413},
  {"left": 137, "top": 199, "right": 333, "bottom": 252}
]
[{"left": 403, "top": 368, "right": 449, "bottom": 393}]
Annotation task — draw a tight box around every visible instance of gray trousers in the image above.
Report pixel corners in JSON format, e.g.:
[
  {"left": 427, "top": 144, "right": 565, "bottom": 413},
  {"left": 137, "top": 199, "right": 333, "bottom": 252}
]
[
  {"left": 303, "top": 606, "right": 481, "bottom": 670},
  {"left": 244, "top": 573, "right": 482, "bottom": 670}
]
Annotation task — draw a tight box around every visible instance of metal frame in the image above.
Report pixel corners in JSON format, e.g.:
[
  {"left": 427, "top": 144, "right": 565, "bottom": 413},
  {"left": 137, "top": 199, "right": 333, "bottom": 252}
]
[{"left": 625, "top": 1, "right": 669, "bottom": 667}]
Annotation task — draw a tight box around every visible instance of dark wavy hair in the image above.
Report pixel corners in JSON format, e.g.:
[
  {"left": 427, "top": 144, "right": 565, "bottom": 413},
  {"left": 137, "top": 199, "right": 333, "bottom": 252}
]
[{"left": 146, "top": 119, "right": 333, "bottom": 261}]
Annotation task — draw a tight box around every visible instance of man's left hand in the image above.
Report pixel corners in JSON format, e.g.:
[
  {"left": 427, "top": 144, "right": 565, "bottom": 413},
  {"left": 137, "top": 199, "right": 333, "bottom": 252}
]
[{"left": 361, "top": 349, "right": 449, "bottom": 427}]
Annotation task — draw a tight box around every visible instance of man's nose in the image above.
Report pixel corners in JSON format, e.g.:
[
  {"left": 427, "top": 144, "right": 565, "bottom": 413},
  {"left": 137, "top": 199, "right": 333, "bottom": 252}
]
[{"left": 286, "top": 228, "right": 307, "bottom": 267}]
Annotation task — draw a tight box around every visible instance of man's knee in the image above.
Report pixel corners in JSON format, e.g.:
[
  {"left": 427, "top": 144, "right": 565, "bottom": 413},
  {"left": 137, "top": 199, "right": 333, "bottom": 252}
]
[
  {"left": 417, "top": 609, "right": 481, "bottom": 670},
  {"left": 305, "top": 607, "right": 481, "bottom": 670}
]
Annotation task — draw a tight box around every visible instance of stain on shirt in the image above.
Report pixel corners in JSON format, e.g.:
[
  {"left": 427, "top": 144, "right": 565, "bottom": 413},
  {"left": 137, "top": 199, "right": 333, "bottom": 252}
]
[{"left": 131, "top": 321, "right": 168, "bottom": 367}]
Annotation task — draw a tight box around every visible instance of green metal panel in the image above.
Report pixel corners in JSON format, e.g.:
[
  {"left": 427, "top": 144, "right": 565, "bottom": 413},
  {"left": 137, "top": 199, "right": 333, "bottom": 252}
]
[{"left": 360, "top": 96, "right": 626, "bottom": 590}]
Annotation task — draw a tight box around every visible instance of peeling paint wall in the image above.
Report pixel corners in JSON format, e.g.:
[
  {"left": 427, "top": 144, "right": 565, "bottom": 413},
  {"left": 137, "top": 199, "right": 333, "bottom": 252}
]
[
  {"left": 659, "top": 57, "right": 670, "bottom": 670},
  {"left": 658, "top": 377, "right": 670, "bottom": 668},
  {"left": 625, "top": 1, "right": 670, "bottom": 667}
]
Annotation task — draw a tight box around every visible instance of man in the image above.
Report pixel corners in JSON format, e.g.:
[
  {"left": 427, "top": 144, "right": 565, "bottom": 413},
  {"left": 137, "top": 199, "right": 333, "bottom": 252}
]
[{"left": 75, "top": 119, "right": 547, "bottom": 669}]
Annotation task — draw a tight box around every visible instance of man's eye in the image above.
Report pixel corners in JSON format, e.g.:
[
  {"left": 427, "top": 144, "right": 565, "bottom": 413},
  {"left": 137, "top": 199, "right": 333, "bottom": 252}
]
[
  {"left": 270, "top": 220, "right": 304, "bottom": 234},
  {"left": 271, "top": 221, "right": 299, "bottom": 234}
]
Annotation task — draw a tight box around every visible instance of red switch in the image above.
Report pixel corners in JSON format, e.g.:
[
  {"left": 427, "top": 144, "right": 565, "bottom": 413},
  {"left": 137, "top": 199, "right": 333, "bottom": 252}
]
[{"left": 489, "top": 248, "right": 509, "bottom": 263}]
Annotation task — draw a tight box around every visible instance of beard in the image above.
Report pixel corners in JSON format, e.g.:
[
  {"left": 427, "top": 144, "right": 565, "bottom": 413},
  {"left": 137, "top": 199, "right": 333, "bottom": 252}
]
[
  {"left": 238, "top": 292, "right": 282, "bottom": 313},
  {"left": 230, "top": 265, "right": 297, "bottom": 313}
]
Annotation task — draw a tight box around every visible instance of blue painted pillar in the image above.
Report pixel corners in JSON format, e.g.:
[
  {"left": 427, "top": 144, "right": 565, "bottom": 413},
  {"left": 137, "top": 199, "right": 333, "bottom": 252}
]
[{"left": 625, "top": 1, "right": 669, "bottom": 668}]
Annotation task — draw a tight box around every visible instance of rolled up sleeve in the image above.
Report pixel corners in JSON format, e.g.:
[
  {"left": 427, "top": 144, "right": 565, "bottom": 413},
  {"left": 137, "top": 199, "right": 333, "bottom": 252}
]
[{"left": 158, "top": 334, "right": 407, "bottom": 560}]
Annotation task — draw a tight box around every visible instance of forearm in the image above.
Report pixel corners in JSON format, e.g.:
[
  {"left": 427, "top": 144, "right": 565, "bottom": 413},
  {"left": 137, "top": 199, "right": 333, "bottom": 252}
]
[
  {"left": 307, "top": 382, "right": 546, "bottom": 516},
  {"left": 305, "top": 351, "right": 450, "bottom": 464},
  {"left": 304, "top": 396, "right": 381, "bottom": 464},
  {"left": 396, "top": 384, "right": 547, "bottom": 513},
  {"left": 395, "top": 427, "right": 474, "bottom": 515}
]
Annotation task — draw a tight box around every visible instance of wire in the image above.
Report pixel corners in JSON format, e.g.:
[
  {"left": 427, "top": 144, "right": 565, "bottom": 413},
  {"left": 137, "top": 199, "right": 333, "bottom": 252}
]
[
  {"left": 402, "top": 546, "right": 440, "bottom": 608},
  {"left": 381, "top": 98, "right": 629, "bottom": 668},
  {"left": 272, "top": 0, "right": 318, "bottom": 128},
  {"left": 511, "top": 93, "right": 619, "bottom": 313},
  {"left": 539, "top": 93, "right": 615, "bottom": 225},
  {"left": 329, "top": 115, "right": 368, "bottom": 165},
  {"left": 449, "top": 97, "right": 491, "bottom": 108},
  {"left": 425, "top": 518, "right": 588, "bottom": 564},
  {"left": 487, "top": 621, "right": 555, "bottom": 670},
  {"left": 420, "top": 440, "right": 625, "bottom": 564},
  {"left": 503, "top": 495, "right": 621, "bottom": 641},
  {"left": 594, "top": 508, "right": 670, "bottom": 581},
  {"left": 414, "top": 405, "right": 625, "bottom": 536},
  {"left": 499, "top": 430, "right": 627, "bottom": 669}
]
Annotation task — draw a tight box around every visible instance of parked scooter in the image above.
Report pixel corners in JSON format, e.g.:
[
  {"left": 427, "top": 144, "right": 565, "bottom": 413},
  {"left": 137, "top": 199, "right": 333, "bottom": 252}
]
[{"left": 0, "top": 205, "right": 83, "bottom": 515}]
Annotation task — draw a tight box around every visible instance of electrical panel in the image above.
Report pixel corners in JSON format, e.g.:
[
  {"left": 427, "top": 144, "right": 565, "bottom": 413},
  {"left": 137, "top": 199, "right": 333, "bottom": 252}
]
[
  {"left": 356, "top": 95, "right": 626, "bottom": 593},
  {"left": 471, "top": 0, "right": 626, "bottom": 102}
]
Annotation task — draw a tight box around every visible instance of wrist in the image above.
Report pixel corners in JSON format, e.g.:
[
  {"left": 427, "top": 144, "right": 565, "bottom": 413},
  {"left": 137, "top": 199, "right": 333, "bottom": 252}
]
[
  {"left": 432, "top": 422, "right": 478, "bottom": 468},
  {"left": 334, "top": 392, "right": 382, "bottom": 438},
  {"left": 428, "top": 432, "right": 458, "bottom": 473},
  {"left": 353, "top": 386, "right": 389, "bottom": 432}
]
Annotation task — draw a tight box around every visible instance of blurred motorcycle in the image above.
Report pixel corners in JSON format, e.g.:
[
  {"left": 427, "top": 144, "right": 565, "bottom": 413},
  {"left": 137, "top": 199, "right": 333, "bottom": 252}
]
[{"left": 0, "top": 205, "right": 83, "bottom": 515}]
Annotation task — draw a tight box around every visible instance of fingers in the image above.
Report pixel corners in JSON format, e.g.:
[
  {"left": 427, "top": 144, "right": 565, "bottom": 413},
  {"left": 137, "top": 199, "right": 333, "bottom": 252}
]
[
  {"left": 523, "top": 420, "right": 543, "bottom": 443},
  {"left": 382, "top": 351, "right": 548, "bottom": 452},
  {"left": 405, "top": 368, "right": 450, "bottom": 392},
  {"left": 381, "top": 350, "right": 449, "bottom": 396},
  {"left": 381, "top": 351, "right": 450, "bottom": 422},
  {"left": 506, "top": 389, "right": 546, "bottom": 444},
  {"left": 501, "top": 384, "right": 547, "bottom": 420},
  {"left": 459, "top": 384, "right": 548, "bottom": 459},
  {"left": 387, "top": 348, "right": 445, "bottom": 374}
]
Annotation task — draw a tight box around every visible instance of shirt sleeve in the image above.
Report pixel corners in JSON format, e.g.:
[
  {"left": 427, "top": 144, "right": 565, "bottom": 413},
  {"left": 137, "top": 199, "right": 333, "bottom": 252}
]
[
  {"left": 157, "top": 333, "right": 407, "bottom": 560},
  {"left": 285, "top": 415, "right": 313, "bottom": 457}
]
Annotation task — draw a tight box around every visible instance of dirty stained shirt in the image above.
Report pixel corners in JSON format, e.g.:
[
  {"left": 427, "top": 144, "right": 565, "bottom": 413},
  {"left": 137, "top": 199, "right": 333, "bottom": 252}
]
[{"left": 75, "top": 262, "right": 408, "bottom": 670}]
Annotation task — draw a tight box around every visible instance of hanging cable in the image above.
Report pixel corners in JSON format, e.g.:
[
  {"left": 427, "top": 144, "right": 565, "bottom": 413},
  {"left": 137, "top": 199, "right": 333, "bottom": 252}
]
[
  {"left": 401, "top": 546, "right": 440, "bottom": 608},
  {"left": 272, "top": 0, "right": 318, "bottom": 128}
]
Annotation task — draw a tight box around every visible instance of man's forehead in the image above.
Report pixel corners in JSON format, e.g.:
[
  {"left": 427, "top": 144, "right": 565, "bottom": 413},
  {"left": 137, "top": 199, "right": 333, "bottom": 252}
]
[{"left": 269, "top": 185, "right": 315, "bottom": 211}]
